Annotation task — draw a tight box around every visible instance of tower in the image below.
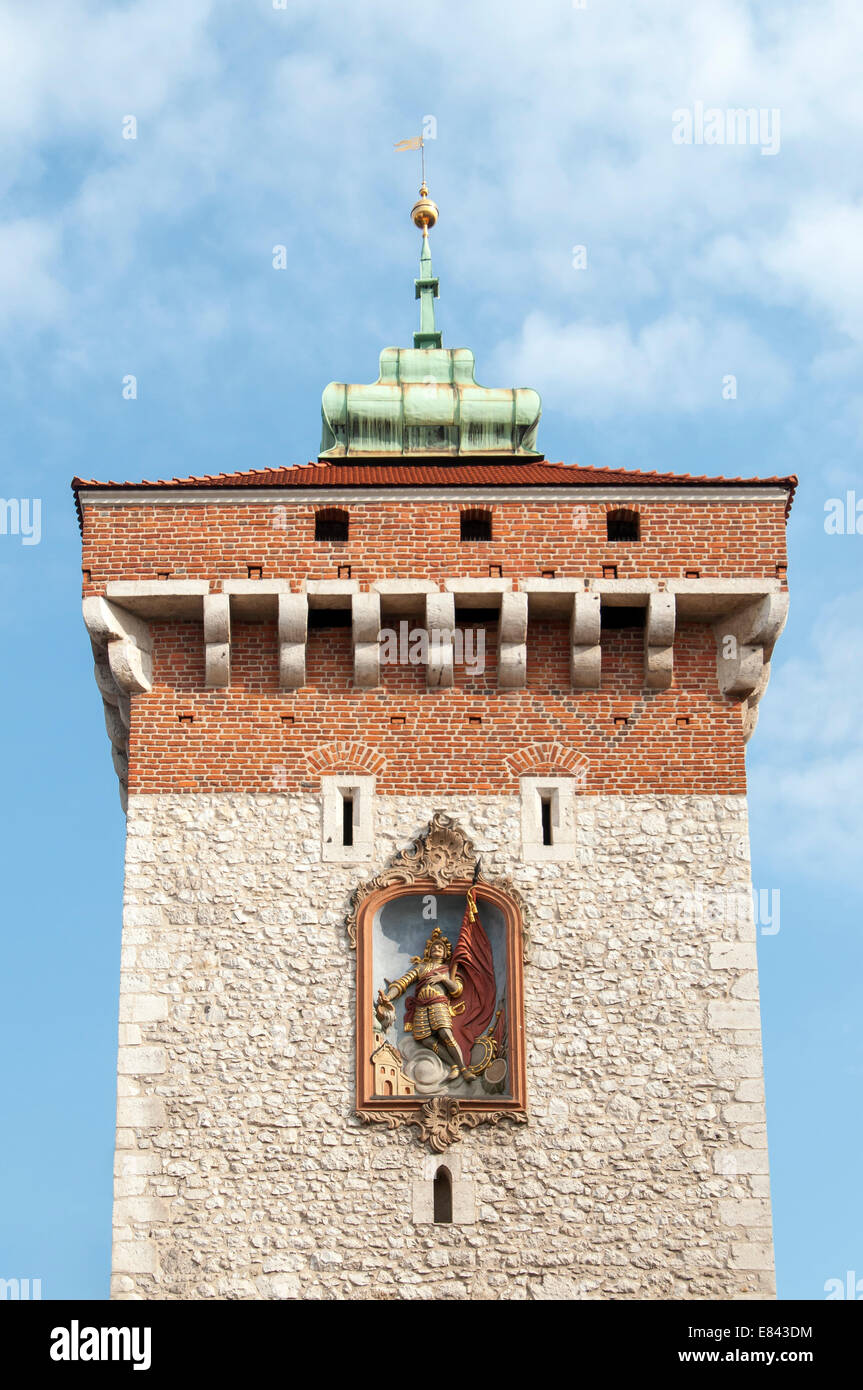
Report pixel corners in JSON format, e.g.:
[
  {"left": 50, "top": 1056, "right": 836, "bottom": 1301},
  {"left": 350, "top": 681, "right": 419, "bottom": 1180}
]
[{"left": 74, "top": 182, "right": 794, "bottom": 1301}]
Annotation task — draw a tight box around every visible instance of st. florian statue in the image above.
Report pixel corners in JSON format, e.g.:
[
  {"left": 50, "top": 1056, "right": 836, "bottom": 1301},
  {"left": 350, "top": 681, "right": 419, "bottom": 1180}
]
[{"left": 375, "top": 925, "right": 471, "bottom": 1081}]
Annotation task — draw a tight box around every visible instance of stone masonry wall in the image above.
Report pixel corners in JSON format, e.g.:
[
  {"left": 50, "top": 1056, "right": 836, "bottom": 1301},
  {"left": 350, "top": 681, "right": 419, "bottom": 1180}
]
[{"left": 113, "top": 791, "right": 774, "bottom": 1301}]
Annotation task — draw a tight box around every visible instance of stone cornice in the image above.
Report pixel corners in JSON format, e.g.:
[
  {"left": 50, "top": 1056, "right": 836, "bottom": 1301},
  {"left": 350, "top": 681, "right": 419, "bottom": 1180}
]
[
  {"left": 77, "top": 485, "right": 791, "bottom": 508},
  {"left": 83, "top": 576, "right": 789, "bottom": 804}
]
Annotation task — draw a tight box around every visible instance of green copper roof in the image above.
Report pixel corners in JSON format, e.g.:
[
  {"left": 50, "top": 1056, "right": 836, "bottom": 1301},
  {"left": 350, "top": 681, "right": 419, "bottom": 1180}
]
[
  {"left": 318, "top": 187, "right": 542, "bottom": 459},
  {"left": 320, "top": 348, "right": 542, "bottom": 459}
]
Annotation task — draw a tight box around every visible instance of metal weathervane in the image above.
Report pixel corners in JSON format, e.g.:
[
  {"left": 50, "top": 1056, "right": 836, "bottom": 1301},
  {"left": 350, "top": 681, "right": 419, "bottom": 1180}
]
[
  {"left": 394, "top": 131, "right": 426, "bottom": 182},
  {"left": 394, "top": 133, "right": 441, "bottom": 349}
]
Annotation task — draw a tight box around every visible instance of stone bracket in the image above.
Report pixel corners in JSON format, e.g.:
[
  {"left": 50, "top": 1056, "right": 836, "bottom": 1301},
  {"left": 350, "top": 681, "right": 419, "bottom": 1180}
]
[
  {"left": 713, "top": 592, "right": 789, "bottom": 741},
  {"left": 83, "top": 596, "right": 153, "bottom": 695},
  {"left": 499, "top": 591, "right": 528, "bottom": 689},
  {"left": 644, "top": 592, "right": 676, "bottom": 690},
  {"left": 203, "top": 594, "right": 231, "bottom": 689},
  {"left": 82, "top": 577, "right": 789, "bottom": 753},
  {"left": 425, "top": 592, "right": 455, "bottom": 688},
  {"left": 278, "top": 593, "right": 308, "bottom": 690},
  {"left": 570, "top": 591, "right": 601, "bottom": 689},
  {"left": 352, "top": 593, "right": 381, "bottom": 689},
  {"left": 83, "top": 597, "right": 154, "bottom": 811}
]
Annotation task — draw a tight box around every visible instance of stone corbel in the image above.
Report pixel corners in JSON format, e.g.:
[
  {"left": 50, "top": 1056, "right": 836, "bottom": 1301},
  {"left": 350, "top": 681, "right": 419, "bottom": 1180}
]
[
  {"left": 83, "top": 596, "right": 153, "bottom": 695},
  {"left": 84, "top": 597, "right": 152, "bottom": 812},
  {"left": 203, "top": 594, "right": 231, "bottom": 689},
  {"left": 498, "top": 592, "right": 528, "bottom": 689},
  {"left": 570, "top": 592, "right": 601, "bottom": 689},
  {"left": 713, "top": 592, "right": 789, "bottom": 741},
  {"left": 644, "top": 592, "right": 675, "bottom": 690},
  {"left": 278, "top": 593, "right": 308, "bottom": 690},
  {"left": 352, "top": 592, "right": 381, "bottom": 689},
  {"left": 96, "top": 650, "right": 130, "bottom": 801},
  {"left": 425, "top": 592, "right": 455, "bottom": 689}
]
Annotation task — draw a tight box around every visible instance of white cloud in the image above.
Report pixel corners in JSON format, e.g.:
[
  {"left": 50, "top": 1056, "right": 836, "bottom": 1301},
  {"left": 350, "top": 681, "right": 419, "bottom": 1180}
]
[
  {"left": 0, "top": 0, "right": 217, "bottom": 146},
  {"left": 0, "top": 218, "right": 65, "bottom": 327},
  {"left": 761, "top": 203, "right": 863, "bottom": 343},
  {"left": 749, "top": 591, "right": 863, "bottom": 883},
  {"left": 488, "top": 309, "right": 791, "bottom": 418},
  {"left": 0, "top": 0, "right": 858, "bottom": 436}
]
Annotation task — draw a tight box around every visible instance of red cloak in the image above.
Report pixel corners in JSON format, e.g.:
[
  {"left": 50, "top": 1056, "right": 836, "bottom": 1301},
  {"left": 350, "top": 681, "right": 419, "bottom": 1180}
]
[{"left": 451, "top": 888, "right": 497, "bottom": 1061}]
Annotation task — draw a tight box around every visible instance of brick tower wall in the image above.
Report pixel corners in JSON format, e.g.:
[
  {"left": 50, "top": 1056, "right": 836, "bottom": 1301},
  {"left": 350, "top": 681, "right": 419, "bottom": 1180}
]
[{"left": 79, "top": 489, "right": 787, "bottom": 1299}]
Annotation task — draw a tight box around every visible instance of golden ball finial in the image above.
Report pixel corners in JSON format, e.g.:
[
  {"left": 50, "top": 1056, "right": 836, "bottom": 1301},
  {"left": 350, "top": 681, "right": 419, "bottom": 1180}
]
[{"left": 411, "top": 181, "right": 439, "bottom": 232}]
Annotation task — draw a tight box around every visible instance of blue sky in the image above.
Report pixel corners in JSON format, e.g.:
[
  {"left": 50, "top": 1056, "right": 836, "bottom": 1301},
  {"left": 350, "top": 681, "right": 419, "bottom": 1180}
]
[{"left": 1, "top": 0, "right": 861, "bottom": 1300}]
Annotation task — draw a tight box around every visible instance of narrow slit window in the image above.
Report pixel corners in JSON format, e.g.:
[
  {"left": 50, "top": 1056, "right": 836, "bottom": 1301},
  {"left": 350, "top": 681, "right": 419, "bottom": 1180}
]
[
  {"left": 342, "top": 791, "right": 354, "bottom": 847},
  {"left": 540, "top": 794, "right": 553, "bottom": 846},
  {"left": 433, "top": 1166, "right": 453, "bottom": 1225}
]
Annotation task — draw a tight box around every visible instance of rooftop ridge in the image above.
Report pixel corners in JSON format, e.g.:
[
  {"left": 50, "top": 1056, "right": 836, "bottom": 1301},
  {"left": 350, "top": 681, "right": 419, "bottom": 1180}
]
[{"left": 72, "top": 460, "right": 798, "bottom": 492}]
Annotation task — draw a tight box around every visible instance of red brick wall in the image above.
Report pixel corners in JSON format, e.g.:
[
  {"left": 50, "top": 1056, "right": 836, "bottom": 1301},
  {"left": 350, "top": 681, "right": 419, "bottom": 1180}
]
[
  {"left": 80, "top": 497, "right": 789, "bottom": 589},
  {"left": 127, "top": 618, "right": 746, "bottom": 796},
  {"left": 80, "top": 494, "right": 788, "bottom": 797}
]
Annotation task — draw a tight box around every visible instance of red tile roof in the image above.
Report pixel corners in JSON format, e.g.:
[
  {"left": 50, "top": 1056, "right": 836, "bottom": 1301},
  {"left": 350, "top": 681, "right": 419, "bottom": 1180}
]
[{"left": 72, "top": 459, "right": 797, "bottom": 501}]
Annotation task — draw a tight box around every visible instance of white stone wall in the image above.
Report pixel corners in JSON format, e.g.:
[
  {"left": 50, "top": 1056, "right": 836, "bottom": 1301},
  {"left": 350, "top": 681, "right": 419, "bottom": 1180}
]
[{"left": 112, "top": 792, "right": 774, "bottom": 1300}]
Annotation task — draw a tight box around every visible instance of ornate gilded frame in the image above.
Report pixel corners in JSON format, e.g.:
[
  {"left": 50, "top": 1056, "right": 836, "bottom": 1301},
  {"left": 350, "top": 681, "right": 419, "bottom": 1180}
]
[{"left": 348, "top": 813, "right": 529, "bottom": 1150}]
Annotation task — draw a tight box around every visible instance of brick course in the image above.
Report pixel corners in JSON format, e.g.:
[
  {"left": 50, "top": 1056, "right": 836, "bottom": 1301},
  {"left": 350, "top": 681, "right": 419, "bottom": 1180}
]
[
  {"left": 79, "top": 494, "right": 789, "bottom": 798},
  {"left": 129, "top": 618, "right": 745, "bottom": 795},
  {"left": 79, "top": 497, "right": 789, "bottom": 590}
]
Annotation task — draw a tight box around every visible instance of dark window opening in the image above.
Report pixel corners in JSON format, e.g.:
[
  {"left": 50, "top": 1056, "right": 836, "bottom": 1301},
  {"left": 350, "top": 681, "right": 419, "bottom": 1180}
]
[
  {"left": 454, "top": 606, "right": 499, "bottom": 625},
  {"left": 540, "top": 795, "right": 553, "bottom": 846},
  {"left": 342, "top": 792, "right": 354, "bottom": 847},
  {"left": 460, "top": 509, "right": 493, "bottom": 542},
  {"left": 600, "top": 606, "right": 646, "bottom": 630},
  {"left": 433, "top": 1166, "right": 453, "bottom": 1224},
  {"left": 606, "top": 509, "right": 640, "bottom": 542},
  {"left": 315, "top": 508, "right": 349, "bottom": 542},
  {"left": 307, "top": 608, "right": 352, "bottom": 628}
]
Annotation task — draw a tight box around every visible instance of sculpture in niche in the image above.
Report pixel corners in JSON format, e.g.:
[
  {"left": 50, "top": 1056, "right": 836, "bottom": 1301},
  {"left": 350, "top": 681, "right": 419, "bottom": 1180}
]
[{"left": 349, "top": 813, "right": 528, "bottom": 1149}]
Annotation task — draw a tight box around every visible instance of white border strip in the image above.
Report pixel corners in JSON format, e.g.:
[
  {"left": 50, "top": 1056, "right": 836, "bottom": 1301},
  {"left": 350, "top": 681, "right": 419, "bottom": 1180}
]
[{"left": 78, "top": 485, "right": 790, "bottom": 507}]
